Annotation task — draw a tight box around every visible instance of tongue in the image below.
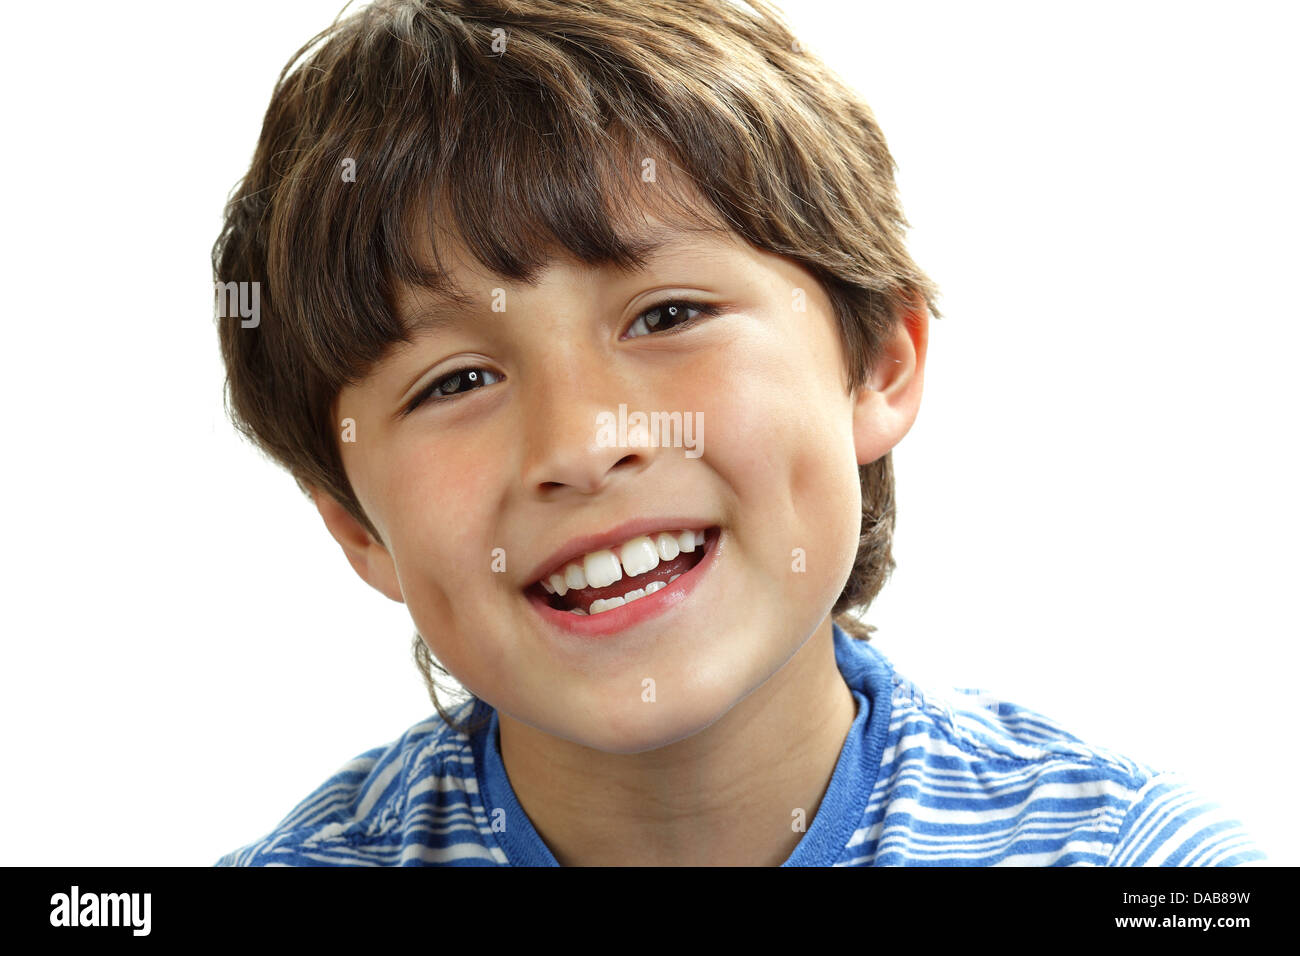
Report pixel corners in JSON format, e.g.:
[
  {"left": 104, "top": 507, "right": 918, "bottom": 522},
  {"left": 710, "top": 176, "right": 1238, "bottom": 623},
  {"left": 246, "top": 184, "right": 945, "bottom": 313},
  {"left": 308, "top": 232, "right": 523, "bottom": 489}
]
[{"left": 558, "top": 549, "right": 703, "bottom": 611}]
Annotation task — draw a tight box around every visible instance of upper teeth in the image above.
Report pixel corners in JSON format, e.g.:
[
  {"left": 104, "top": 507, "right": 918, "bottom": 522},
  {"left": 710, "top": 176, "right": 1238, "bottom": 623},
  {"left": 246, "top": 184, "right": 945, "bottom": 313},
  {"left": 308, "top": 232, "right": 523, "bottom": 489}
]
[{"left": 540, "top": 529, "right": 706, "bottom": 596}]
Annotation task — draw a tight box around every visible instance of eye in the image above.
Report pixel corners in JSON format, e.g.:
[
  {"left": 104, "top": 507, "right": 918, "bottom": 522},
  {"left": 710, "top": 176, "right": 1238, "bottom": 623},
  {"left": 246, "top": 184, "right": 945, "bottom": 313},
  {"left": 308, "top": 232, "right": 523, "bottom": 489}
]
[
  {"left": 624, "top": 298, "right": 723, "bottom": 339},
  {"left": 405, "top": 367, "right": 502, "bottom": 414}
]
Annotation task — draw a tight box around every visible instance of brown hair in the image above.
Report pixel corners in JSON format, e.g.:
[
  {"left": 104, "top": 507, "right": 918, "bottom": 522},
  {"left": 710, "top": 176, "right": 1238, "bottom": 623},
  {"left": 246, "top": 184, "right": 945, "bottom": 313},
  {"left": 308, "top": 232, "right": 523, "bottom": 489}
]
[{"left": 212, "top": 0, "right": 940, "bottom": 734}]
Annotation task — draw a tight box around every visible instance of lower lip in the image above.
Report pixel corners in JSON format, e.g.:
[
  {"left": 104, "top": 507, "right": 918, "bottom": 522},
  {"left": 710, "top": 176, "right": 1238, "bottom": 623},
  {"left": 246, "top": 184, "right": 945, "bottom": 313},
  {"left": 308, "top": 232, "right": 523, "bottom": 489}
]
[{"left": 523, "top": 528, "right": 721, "bottom": 637}]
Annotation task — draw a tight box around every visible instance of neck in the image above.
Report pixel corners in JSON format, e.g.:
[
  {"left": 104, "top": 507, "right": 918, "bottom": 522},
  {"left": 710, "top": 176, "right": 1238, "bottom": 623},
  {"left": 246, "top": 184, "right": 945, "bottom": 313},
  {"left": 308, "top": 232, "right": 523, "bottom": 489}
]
[{"left": 498, "top": 616, "right": 856, "bottom": 866}]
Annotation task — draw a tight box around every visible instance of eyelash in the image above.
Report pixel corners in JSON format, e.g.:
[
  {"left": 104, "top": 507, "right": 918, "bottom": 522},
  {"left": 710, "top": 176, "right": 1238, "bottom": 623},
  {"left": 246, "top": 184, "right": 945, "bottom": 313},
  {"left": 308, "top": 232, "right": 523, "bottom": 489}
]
[{"left": 402, "top": 298, "right": 723, "bottom": 414}]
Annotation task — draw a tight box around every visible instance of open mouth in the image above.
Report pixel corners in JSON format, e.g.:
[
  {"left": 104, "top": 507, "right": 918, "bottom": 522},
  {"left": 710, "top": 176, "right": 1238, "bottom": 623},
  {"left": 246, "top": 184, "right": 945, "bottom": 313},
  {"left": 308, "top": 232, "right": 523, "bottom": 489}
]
[{"left": 525, "top": 526, "right": 718, "bottom": 616}]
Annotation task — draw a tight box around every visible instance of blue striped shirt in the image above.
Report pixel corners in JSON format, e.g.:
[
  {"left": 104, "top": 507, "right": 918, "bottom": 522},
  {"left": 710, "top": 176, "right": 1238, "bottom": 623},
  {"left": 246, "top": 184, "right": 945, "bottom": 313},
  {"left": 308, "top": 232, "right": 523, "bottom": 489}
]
[{"left": 217, "top": 623, "right": 1266, "bottom": 866}]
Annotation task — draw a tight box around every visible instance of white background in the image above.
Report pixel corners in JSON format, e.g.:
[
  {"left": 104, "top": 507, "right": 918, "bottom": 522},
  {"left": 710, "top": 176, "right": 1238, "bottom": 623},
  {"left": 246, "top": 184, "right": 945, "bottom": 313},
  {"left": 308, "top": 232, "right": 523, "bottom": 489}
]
[{"left": 0, "top": 0, "right": 1294, "bottom": 865}]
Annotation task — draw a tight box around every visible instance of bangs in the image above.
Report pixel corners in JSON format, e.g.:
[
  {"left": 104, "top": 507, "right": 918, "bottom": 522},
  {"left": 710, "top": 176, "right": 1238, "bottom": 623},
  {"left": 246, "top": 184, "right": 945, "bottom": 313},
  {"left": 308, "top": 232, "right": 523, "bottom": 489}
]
[
  {"left": 265, "top": 4, "right": 784, "bottom": 392},
  {"left": 395, "top": 116, "right": 733, "bottom": 334}
]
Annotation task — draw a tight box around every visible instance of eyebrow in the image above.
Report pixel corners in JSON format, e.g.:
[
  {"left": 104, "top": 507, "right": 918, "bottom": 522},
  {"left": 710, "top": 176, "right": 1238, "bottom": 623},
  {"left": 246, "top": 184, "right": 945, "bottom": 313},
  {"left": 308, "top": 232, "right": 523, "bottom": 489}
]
[{"left": 400, "top": 226, "right": 731, "bottom": 338}]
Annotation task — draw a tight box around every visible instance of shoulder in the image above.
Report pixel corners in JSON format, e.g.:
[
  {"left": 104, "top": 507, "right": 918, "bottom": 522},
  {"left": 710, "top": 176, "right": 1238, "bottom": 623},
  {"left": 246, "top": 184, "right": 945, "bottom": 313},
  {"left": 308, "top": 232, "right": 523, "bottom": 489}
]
[
  {"left": 860, "top": 667, "right": 1266, "bottom": 866},
  {"left": 216, "top": 700, "right": 506, "bottom": 866},
  {"left": 1105, "top": 773, "right": 1267, "bottom": 867}
]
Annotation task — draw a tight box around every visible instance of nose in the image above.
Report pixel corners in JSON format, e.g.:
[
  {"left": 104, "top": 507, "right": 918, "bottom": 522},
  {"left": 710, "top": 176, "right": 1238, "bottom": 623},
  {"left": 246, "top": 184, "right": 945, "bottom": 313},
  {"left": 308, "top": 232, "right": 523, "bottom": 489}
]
[{"left": 520, "top": 342, "right": 653, "bottom": 497}]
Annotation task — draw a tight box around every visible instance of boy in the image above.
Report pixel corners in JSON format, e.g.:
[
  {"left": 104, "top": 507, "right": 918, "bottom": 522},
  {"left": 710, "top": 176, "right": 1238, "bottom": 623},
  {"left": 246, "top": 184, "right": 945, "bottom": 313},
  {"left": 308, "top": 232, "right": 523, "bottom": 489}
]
[{"left": 213, "top": 0, "right": 1264, "bottom": 866}]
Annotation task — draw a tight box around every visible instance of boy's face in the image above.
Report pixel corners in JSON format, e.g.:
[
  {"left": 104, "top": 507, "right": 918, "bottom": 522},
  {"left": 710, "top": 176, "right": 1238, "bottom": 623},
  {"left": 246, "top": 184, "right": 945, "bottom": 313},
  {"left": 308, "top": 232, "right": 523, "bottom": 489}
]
[{"left": 317, "top": 198, "right": 925, "bottom": 755}]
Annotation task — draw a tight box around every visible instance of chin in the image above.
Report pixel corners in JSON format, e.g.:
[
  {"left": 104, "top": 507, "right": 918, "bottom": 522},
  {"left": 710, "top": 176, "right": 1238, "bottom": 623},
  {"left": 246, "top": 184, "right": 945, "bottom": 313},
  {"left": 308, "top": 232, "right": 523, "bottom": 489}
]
[{"left": 557, "top": 690, "right": 737, "bottom": 756}]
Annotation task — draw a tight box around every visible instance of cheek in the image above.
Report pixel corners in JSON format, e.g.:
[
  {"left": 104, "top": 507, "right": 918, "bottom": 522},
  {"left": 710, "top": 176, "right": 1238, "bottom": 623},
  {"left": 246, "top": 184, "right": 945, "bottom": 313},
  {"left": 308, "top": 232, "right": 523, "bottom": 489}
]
[
  {"left": 381, "top": 440, "right": 507, "bottom": 692},
  {"left": 377, "top": 436, "right": 497, "bottom": 595},
  {"left": 685, "top": 323, "right": 860, "bottom": 578},
  {"left": 689, "top": 321, "right": 853, "bottom": 486}
]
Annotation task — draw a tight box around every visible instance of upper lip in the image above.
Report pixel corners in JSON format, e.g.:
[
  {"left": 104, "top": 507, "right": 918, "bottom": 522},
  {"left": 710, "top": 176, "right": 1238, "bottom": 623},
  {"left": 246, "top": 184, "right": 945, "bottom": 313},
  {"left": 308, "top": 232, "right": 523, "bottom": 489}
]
[{"left": 525, "top": 516, "right": 716, "bottom": 588}]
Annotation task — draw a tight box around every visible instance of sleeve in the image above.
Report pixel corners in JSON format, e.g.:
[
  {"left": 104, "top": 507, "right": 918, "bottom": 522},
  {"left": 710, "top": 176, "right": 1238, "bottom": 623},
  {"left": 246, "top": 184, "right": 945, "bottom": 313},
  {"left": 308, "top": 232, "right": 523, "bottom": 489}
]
[
  {"left": 1106, "top": 773, "right": 1268, "bottom": 866},
  {"left": 212, "top": 748, "right": 392, "bottom": 867},
  {"left": 214, "top": 828, "right": 360, "bottom": 867}
]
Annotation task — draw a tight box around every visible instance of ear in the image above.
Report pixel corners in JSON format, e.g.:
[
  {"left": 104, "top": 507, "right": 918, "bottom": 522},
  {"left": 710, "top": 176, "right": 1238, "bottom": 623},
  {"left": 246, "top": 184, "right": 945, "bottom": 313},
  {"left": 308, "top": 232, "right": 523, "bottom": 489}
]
[
  {"left": 308, "top": 485, "right": 405, "bottom": 604},
  {"left": 852, "top": 297, "right": 929, "bottom": 466}
]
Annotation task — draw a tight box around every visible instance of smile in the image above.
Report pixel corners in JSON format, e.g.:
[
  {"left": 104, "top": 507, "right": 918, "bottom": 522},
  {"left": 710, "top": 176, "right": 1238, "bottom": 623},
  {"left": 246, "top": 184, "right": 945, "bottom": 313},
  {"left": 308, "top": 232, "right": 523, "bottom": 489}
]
[
  {"left": 530, "top": 527, "right": 710, "bottom": 615},
  {"left": 523, "top": 526, "right": 721, "bottom": 635}
]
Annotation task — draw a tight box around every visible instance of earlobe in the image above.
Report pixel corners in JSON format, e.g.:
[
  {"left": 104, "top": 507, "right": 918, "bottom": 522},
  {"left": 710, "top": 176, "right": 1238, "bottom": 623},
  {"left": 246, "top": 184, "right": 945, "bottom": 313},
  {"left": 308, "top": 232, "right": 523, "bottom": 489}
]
[
  {"left": 308, "top": 486, "right": 406, "bottom": 604},
  {"left": 852, "top": 300, "right": 929, "bottom": 466}
]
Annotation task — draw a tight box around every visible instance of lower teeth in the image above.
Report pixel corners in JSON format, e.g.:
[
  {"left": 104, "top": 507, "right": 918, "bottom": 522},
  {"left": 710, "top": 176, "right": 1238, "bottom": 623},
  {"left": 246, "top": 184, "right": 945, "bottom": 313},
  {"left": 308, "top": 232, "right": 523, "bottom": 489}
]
[{"left": 566, "top": 573, "right": 684, "bottom": 615}]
